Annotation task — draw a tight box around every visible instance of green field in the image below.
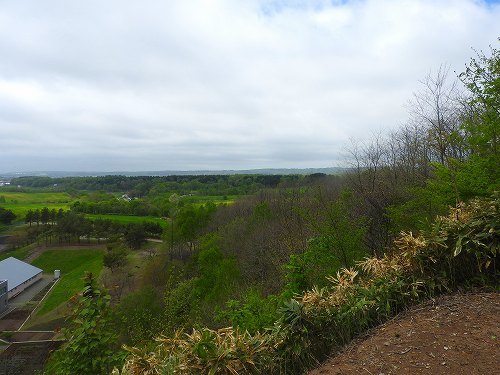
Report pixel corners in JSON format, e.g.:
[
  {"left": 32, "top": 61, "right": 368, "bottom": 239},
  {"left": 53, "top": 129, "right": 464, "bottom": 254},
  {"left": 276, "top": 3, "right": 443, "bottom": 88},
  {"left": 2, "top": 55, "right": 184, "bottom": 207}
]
[
  {"left": 0, "top": 191, "right": 72, "bottom": 203},
  {"left": 0, "top": 192, "right": 73, "bottom": 219},
  {"left": 183, "top": 195, "right": 238, "bottom": 207},
  {"left": 1, "top": 203, "right": 71, "bottom": 219},
  {"left": 85, "top": 214, "right": 167, "bottom": 227},
  {"left": 31, "top": 248, "right": 104, "bottom": 315}
]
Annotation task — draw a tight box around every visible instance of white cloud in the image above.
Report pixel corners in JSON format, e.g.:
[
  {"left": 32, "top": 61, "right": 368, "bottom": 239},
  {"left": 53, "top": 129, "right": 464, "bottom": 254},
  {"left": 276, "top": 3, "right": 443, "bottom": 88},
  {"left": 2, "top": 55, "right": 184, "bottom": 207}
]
[{"left": 0, "top": 0, "right": 499, "bottom": 172}]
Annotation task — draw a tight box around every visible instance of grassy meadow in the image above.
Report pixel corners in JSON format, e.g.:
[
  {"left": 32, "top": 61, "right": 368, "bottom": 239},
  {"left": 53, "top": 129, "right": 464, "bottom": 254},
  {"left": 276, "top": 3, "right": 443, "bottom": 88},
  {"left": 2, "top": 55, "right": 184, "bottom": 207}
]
[
  {"left": 85, "top": 213, "right": 167, "bottom": 227},
  {"left": 0, "top": 192, "right": 72, "bottom": 203},
  {"left": 31, "top": 248, "right": 104, "bottom": 315},
  {"left": 0, "top": 246, "right": 31, "bottom": 262},
  {"left": 184, "top": 194, "right": 238, "bottom": 207},
  {"left": 0, "top": 191, "right": 73, "bottom": 219}
]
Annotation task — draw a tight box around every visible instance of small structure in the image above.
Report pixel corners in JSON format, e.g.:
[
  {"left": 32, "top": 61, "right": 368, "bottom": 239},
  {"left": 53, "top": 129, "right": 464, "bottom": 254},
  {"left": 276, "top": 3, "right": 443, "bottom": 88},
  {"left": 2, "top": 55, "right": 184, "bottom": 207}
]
[
  {"left": 0, "top": 280, "right": 8, "bottom": 313},
  {"left": 0, "top": 257, "right": 43, "bottom": 299}
]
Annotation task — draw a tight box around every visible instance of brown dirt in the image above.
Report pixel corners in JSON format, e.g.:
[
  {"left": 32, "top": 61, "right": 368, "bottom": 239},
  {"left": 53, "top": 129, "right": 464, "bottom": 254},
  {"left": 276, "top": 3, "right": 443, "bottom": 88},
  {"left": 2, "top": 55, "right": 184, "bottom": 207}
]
[
  {"left": 0, "top": 341, "right": 64, "bottom": 374},
  {"left": 0, "top": 309, "right": 31, "bottom": 331},
  {"left": 309, "top": 292, "right": 499, "bottom": 375}
]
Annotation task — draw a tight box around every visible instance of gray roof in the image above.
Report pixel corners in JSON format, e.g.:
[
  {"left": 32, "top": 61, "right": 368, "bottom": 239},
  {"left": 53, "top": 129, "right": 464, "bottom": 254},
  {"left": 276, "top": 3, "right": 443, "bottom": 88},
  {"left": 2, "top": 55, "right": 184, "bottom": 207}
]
[{"left": 0, "top": 257, "right": 42, "bottom": 291}]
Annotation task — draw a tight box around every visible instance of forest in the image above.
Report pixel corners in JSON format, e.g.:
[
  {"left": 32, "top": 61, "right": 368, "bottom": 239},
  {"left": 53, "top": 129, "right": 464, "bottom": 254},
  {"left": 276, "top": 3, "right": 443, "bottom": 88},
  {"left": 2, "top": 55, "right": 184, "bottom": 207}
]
[{"left": 0, "top": 42, "right": 498, "bottom": 374}]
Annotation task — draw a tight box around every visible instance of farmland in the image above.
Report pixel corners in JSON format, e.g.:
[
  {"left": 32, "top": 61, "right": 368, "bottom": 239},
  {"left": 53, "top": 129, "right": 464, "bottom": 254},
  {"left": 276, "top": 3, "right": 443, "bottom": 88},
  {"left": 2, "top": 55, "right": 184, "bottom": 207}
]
[
  {"left": 0, "top": 192, "right": 72, "bottom": 204},
  {"left": 0, "top": 191, "right": 73, "bottom": 219}
]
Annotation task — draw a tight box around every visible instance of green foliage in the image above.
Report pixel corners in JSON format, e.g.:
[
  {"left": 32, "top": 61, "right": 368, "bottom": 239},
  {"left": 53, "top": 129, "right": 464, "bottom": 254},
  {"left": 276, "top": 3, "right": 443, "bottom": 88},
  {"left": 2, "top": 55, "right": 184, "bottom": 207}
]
[
  {"left": 12, "top": 174, "right": 290, "bottom": 196},
  {"left": 0, "top": 207, "right": 16, "bottom": 224},
  {"left": 119, "top": 195, "right": 498, "bottom": 374},
  {"left": 422, "top": 194, "right": 499, "bottom": 284},
  {"left": 103, "top": 244, "right": 128, "bottom": 271},
  {"left": 284, "top": 190, "right": 368, "bottom": 296},
  {"left": 216, "top": 289, "right": 281, "bottom": 334},
  {"left": 387, "top": 41, "right": 499, "bottom": 235},
  {"left": 176, "top": 202, "right": 217, "bottom": 242},
  {"left": 386, "top": 173, "right": 452, "bottom": 234},
  {"left": 46, "top": 273, "right": 125, "bottom": 374},
  {"left": 163, "top": 278, "right": 202, "bottom": 335},
  {"left": 123, "top": 223, "right": 147, "bottom": 249},
  {"left": 251, "top": 202, "right": 273, "bottom": 223},
  {"left": 195, "top": 235, "right": 240, "bottom": 302},
  {"left": 114, "top": 287, "right": 164, "bottom": 345},
  {"left": 313, "top": 190, "right": 368, "bottom": 267},
  {"left": 459, "top": 40, "right": 499, "bottom": 157}
]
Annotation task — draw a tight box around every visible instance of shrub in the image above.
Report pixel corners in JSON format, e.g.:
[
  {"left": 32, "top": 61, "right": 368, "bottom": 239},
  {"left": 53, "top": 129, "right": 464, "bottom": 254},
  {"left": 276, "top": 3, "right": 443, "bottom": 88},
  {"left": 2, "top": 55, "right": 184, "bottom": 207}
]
[
  {"left": 118, "top": 195, "right": 498, "bottom": 374},
  {"left": 119, "top": 328, "right": 279, "bottom": 374}
]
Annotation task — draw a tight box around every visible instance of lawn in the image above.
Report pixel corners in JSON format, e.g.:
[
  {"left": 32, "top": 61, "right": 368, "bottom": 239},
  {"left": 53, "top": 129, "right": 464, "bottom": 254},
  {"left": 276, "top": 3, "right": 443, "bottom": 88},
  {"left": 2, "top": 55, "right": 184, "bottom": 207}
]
[
  {"left": 31, "top": 248, "right": 104, "bottom": 315},
  {"left": 85, "top": 214, "right": 167, "bottom": 227}
]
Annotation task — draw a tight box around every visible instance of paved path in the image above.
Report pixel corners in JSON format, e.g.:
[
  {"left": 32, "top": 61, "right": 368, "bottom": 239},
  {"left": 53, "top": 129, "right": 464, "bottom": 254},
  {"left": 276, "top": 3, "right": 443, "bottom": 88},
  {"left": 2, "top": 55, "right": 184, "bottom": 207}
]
[{"left": 8, "top": 275, "right": 53, "bottom": 307}]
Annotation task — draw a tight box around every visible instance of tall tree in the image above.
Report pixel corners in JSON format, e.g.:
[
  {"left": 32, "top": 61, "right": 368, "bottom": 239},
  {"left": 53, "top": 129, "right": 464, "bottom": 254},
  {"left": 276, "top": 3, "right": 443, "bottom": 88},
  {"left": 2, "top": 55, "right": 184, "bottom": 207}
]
[
  {"left": 0, "top": 208, "right": 16, "bottom": 225},
  {"left": 408, "top": 64, "right": 464, "bottom": 165},
  {"left": 457, "top": 40, "right": 500, "bottom": 194},
  {"left": 40, "top": 207, "right": 50, "bottom": 225}
]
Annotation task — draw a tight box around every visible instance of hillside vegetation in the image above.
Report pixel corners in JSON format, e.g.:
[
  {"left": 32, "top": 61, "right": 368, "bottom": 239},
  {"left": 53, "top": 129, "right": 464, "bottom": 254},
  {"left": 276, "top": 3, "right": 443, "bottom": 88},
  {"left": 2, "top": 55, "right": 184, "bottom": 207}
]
[
  {"left": 117, "top": 195, "right": 498, "bottom": 374},
  {"left": 8, "top": 39, "right": 495, "bottom": 374}
]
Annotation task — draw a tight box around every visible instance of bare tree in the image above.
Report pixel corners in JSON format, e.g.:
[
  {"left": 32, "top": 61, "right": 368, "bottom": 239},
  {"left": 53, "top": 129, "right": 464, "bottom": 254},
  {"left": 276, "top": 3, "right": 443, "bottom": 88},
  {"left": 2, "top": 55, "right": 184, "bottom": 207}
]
[{"left": 408, "top": 64, "right": 464, "bottom": 165}]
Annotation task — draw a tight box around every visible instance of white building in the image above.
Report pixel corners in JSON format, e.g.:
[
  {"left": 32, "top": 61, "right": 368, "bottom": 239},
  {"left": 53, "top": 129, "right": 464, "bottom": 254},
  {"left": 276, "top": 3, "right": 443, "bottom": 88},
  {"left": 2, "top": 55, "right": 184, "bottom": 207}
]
[{"left": 0, "top": 257, "right": 43, "bottom": 299}]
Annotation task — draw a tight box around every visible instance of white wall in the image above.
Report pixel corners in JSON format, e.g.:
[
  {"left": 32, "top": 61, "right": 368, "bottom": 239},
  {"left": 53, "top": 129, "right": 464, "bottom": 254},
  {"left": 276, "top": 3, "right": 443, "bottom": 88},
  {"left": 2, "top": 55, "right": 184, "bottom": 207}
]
[{"left": 7, "top": 272, "right": 42, "bottom": 299}]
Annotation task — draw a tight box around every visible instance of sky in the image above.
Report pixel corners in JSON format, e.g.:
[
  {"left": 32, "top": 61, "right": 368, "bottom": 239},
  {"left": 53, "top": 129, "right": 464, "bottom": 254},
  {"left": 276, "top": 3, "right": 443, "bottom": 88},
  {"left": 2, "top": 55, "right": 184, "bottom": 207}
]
[{"left": 0, "top": 0, "right": 499, "bottom": 173}]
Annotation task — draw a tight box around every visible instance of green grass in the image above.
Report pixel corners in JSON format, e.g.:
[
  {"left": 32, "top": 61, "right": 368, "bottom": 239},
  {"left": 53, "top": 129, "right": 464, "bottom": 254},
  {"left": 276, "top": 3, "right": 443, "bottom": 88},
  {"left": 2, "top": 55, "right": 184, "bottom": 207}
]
[
  {"left": 1, "top": 203, "right": 71, "bottom": 220},
  {"left": 31, "top": 249, "right": 104, "bottom": 315},
  {"left": 0, "top": 192, "right": 72, "bottom": 204},
  {"left": 183, "top": 195, "right": 238, "bottom": 207},
  {"left": 0, "top": 192, "right": 73, "bottom": 220},
  {"left": 0, "top": 246, "right": 31, "bottom": 261},
  {"left": 85, "top": 214, "right": 167, "bottom": 227}
]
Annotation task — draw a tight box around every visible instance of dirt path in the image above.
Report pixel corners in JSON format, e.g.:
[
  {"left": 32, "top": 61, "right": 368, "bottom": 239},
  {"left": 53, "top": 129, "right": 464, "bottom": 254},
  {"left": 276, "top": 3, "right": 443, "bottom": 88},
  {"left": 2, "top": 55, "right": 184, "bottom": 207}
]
[{"left": 309, "top": 292, "right": 499, "bottom": 375}]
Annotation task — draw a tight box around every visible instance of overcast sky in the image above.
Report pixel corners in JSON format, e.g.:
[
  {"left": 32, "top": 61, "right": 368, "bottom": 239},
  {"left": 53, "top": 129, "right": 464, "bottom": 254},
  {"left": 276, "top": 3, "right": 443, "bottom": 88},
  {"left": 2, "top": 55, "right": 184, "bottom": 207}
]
[{"left": 0, "top": 0, "right": 499, "bottom": 172}]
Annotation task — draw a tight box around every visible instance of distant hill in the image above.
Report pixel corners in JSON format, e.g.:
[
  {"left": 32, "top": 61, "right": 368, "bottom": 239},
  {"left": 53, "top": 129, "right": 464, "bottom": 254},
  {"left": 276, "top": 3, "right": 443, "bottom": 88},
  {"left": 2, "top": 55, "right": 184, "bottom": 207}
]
[{"left": 0, "top": 167, "right": 348, "bottom": 180}]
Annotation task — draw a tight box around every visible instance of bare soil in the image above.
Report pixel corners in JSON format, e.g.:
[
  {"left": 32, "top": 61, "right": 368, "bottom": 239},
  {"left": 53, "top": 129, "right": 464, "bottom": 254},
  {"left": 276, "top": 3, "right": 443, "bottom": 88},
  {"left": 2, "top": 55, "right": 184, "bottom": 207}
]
[
  {"left": 309, "top": 292, "right": 499, "bottom": 375},
  {"left": 0, "top": 341, "right": 63, "bottom": 375},
  {"left": 0, "top": 309, "right": 31, "bottom": 331}
]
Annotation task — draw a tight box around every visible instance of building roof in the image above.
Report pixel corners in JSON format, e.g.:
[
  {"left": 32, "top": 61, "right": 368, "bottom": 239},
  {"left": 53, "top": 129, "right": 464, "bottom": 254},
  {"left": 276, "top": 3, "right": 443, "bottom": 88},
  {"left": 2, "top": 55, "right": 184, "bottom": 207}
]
[{"left": 0, "top": 257, "right": 42, "bottom": 291}]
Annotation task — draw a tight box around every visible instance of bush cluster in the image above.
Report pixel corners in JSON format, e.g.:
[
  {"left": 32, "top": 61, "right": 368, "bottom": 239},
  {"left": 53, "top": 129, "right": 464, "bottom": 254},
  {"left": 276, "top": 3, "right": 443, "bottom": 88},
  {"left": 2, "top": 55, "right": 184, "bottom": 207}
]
[{"left": 116, "top": 194, "right": 498, "bottom": 374}]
